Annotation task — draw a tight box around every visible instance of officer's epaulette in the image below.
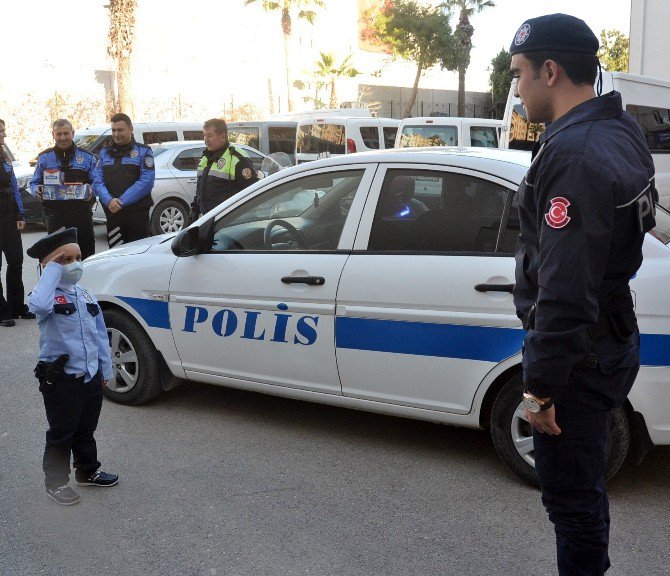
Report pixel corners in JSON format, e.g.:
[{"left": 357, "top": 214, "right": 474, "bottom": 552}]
[
  {"left": 38, "top": 147, "right": 54, "bottom": 157},
  {"left": 228, "top": 145, "right": 248, "bottom": 160},
  {"left": 136, "top": 142, "right": 152, "bottom": 150}
]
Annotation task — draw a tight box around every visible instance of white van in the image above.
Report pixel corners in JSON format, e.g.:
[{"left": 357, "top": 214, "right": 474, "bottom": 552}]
[
  {"left": 227, "top": 120, "right": 298, "bottom": 163},
  {"left": 295, "top": 116, "right": 400, "bottom": 163},
  {"left": 500, "top": 71, "right": 670, "bottom": 208},
  {"left": 395, "top": 117, "right": 502, "bottom": 149},
  {"left": 73, "top": 121, "right": 204, "bottom": 156}
]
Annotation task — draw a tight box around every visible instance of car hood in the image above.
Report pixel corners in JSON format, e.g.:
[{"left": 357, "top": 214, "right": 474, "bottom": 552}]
[{"left": 84, "top": 233, "right": 175, "bottom": 264}]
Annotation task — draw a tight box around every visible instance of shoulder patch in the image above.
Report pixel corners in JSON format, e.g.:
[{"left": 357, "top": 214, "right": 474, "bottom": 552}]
[
  {"left": 544, "top": 196, "right": 574, "bottom": 229},
  {"left": 242, "top": 167, "right": 253, "bottom": 179},
  {"left": 144, "top": 156, "right": 154, "bottom": 168}
]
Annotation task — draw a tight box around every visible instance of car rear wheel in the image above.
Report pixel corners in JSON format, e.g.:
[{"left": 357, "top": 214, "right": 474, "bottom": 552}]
[
  {"left": 150, "top": 199, "right": 189, "bottom": 235},
  {"left": 490, "top": 372, "right": 631, "bottom": 486},
  {"left": 104, "top": 309, "right": 163, "bottom": 405}
]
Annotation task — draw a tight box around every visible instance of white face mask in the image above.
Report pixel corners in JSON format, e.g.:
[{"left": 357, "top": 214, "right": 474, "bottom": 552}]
[{"left": 60, "top": 261, "right": 84, "bottom": 285}]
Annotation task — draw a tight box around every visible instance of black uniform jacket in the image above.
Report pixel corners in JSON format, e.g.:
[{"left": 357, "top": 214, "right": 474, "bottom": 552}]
[{"left": 513, "top": 91, "right": 657, "bottom": 400}]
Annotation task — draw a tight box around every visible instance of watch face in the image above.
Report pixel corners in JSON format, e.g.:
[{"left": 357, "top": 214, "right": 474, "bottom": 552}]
[{"left": 523, "top": 395, "right": 541, "bottom": 413}]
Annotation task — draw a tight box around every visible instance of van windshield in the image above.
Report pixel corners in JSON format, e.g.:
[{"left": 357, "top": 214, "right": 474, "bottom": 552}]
[
  {"left": 399, "top": 126, "right": 458, "bottom": 147},
  {"left": 229, "top": 128, "right": 260, "bottom": 150},
  {"left": 297, "top": 124, "right": 345, "bottom": 155}
]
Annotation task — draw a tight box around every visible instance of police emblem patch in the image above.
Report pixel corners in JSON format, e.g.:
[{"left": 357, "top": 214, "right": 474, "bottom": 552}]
[
  {"left": 130, "top": 150, "right": 139, "bottom": 158},
  {"left": 76, "top": 155, "right": 84, "bottom": 165},
  {"left": 217, "top": 158, "right": 226, "bottom": 169},
  {"left": 545, "top": 196, "right": 571, "bottom": 229},
  {"left": 144, "top": 156, "right": 154, "bottom": 168},
  {"left": 54, "top": 295, "right": 68, "bottom": 305},
  {"left": 242, "top": 167, "right": 253, "bottom": 179},
  {"left": 514, "top": 23, "right": 531, "bottom": 46}
]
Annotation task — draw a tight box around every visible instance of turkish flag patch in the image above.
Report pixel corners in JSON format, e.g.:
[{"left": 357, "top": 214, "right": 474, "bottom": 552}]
[
  {"left": 544, "top": 196, "right": 572, "bottom": 229},
  {"left": 54, "top": 295, "right": 68, "bottom": 304}
]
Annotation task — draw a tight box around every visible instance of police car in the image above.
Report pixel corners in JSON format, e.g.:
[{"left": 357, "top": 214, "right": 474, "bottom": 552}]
[{"left": 82, "top": 148, "right": 670, "bottom": 485}]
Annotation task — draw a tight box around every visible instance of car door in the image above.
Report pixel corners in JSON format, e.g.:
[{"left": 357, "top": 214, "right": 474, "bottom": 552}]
[
  {"left": 168, "top": 145, "right": 205, "bottom": 200},
  {"left": 169, "top": 164, "right": 375, "bottom": 394},
  {"left": 335, "top": 163, "right": 524, "bottom": 413}
]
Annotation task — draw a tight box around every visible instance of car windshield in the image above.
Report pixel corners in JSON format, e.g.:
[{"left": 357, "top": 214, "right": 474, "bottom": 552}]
[
  {"left": 650, "top": 204, "right": 670, "bottom": 245},
  {"left": 74, "top": 134, "right": 104, "bottom": 151}
]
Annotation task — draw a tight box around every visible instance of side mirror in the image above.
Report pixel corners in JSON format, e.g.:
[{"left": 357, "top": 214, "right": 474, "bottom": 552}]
[{"left": 171, "top": 226, "right": 200, "bottom": 257}]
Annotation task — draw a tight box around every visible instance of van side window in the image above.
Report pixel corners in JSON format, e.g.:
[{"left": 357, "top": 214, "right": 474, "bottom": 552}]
[
  {"left": 359, "top": 127, "right": 380, "bottom": 149},
  {"left": 626, "top": 104, "right": 670, "bottom": 152},
  {"left": 183, "top": 130, "right": 204, "bottom": 141},
  {"left": 368, "top": 169, "right": 509, "bottom": 253},
  {"left": 144, "top": 131, "right": 178, "bottom": 145},
  {"left": 470, "top": 126, "right": 499, "bottom": 148},
  {"left": 229, "top": 128, "right": 260, "bottom": 150},
  {"left": 399, "top": 126, "right": 458, "bottom": 147},
  {"left": 268, "top": 127, "right": 297, "bottom": 154},
  {"left": 383, "top": 127, "right": 398, "bottom": 149},
  {"left": 297, "top": 124, "right": 345, "bottom": 155}
]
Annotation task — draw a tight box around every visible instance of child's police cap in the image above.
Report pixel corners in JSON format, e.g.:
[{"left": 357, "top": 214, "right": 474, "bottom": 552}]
[
  {"left": 510, "top": 13, "right": 599, "bottom": 56},
  {"left": 27, "top": 227, "right": 78, "bottom": 260}
]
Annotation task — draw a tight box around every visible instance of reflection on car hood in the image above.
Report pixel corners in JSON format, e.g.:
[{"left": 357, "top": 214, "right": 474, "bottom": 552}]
[{"left": 83, "top": 234, "right": 173, "bottom": 263}]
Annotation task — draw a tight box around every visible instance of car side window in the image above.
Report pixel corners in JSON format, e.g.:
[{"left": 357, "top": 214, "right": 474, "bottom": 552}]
[
  {"left": 173, "top": 148, "right": 205, "bottom": 171},
  {"left": 368, "top": 169, "right": 510, "bottom": 253},
  {"left": 499, "top": 193, "right": 520, "bottom": 254},
  {"left": 210, "top": 169, "right": 365, "bottom": 252}
]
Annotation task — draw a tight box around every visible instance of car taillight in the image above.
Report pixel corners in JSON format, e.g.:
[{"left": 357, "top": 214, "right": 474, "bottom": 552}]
[{"left": 347, "top": 138, "right": 356, "bottom": 153}]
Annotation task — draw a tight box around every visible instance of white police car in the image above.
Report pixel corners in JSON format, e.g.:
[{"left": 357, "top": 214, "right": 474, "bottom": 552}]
[{"left": 82, "top": 148, "right": 670, "bottom": 484}]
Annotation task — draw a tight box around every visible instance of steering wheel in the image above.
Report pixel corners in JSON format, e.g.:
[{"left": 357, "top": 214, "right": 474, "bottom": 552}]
[{"left": 263, "top": 219, "right": 306, "bottom": 250}]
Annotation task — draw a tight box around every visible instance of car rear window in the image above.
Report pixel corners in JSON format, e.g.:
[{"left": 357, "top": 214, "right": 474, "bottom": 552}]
[
  {"left": 399, "top": 125, "right": 458, "bottom": 147},
  {"left": 297, "top": 123, "right": 345, "bottom": 155},
  {"left": 229, "top": 128, "right": 260, "bottom": 150}
]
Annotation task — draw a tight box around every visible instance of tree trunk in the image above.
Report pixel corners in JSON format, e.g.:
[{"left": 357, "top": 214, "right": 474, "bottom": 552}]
[
  {"left": 283, "top": 33, "right": 296, "bottom": 112},
  {"left": 117, "top": 54, "right": 134, "bottom": 116},
  {"left": 403, "top": 61, "right": 423, "bottom": 119},
  {"left": 458, "top": 67, "right": 466, "bottom": 117},
  {"left": 330, "top": 80, "right": 337, "bottom": 109}
]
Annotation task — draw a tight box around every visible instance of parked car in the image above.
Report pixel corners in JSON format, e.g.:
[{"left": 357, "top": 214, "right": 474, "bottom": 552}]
[
  {"left": 91, "top": 141, "right": 267, "bottom": 235},
  {"left": 81, "top": 147, "right": 670, "bottom": 485}
]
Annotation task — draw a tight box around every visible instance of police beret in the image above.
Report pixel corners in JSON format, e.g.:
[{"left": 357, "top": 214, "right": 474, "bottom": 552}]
[
  {"left": 27, "top": 227, "right": 78, "bottom": 260},
  {"left": 510, "top": 13, "right": 599, "bottom": 56}
]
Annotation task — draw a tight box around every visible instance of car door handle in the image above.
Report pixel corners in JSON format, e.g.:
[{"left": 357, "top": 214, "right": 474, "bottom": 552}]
[
  {"left": 281, "top": 276, "right": 325, "bottom": 286},
  {"left": 474, "top": 283, "right": 515, "bottom": 293}
]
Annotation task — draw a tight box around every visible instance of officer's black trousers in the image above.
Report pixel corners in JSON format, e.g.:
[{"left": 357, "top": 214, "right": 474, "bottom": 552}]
[
  {"left": 105, "top": 209, "right": 150, "bottom": 248},
  {"left": 0, "top": 222, "right": 25, "bottom": 320},
  {"left": 45, "top": 203, "right": 96, "bottom": 260},
  {"left": 41, "top": 371, "right": 103, "bottom": 489},
  {"left": 533, "top": 330, "right": 639, "bottom": 576}
]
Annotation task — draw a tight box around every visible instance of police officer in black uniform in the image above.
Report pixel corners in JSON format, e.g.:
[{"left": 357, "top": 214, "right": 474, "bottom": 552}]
[
  {"left": 190, "top": 118, "right": 258, "bottom": 219},
  {"left": 30, "top": 119, "right": 97, "bottom": 259},
  {"left": 510, "top": 14, "right": 656, "bottom": 576},
  {"left": 93, "top": 113, "right": 155, "bottom": 247},
  {"left": 0, "top": 118, "right": 33, "bottom": 327}
]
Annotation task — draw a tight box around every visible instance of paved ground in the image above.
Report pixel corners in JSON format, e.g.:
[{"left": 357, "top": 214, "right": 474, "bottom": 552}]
[{"left": 1, "top": 226, "right": 668, "bottom": 576}]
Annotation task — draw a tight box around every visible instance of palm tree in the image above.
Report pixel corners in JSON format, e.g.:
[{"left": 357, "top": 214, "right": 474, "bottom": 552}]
[
  {"left": 244, "top": 0, "right": 325, "bottom": 112},
  {"left": 445, "top": 0, "right": 495, "bottom": 117},
  {"left": 106, "top": 0, "right": 137, "bottom": 116},
  {"left": 314, "top": 53, "right": 361, "bottom": 109}
]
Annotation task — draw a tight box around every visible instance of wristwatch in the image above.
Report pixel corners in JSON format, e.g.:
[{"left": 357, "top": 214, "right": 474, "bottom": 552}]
[{"left": 522, "top": 392, "right": 554, "bottom": 413}]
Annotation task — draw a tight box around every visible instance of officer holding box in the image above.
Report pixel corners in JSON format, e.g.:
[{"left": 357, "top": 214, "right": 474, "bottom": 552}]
[{"left": 30, "top": 119, "right": 97, "bottom": 259}]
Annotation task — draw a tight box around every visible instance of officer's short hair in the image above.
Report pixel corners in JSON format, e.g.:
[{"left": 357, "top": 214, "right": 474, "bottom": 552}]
[
  {"left": 52, "top": 119, "right": 73, "bottom": 131},
  {"left": 524, "top": 51, "right": 599, "bottom": 86},
  {"left": 110, "top": 113, "right": 133, "bottom": 128},
  {"left": 203, "top": 118, "right": 228, "bottom": 137}
]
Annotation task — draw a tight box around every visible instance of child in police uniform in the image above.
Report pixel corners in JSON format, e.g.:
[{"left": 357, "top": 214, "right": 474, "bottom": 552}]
[{"left": 27, "top": 227, "right": 118, "bottom": 505}]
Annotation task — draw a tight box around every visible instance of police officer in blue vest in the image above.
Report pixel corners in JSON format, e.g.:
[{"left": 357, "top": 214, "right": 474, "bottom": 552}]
[
  {"left": 0, "top": 118, "right": 34, "bottom": 327},
  {"left": 30, "top": 119, "right": 97, "bottom": 259},
  {"left": 27, "top": 227, "right": 118, "bottom": 506},
  {"left": 510, "top": 14, "right": 656, "bottom": 575},
  {"left": 93, "top": 113, "right": 155, "bottom": 247}
]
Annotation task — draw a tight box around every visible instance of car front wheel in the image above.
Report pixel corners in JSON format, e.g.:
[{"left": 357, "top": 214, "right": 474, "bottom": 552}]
[
  {"left": 150, "top": 199, "right": 189, "bottom": 235},
  {"left": 104, "top": 308, "right": 163, "bottom": 405},
  {"left": 490, "top": 372, "right": 631, "bottom": 486}
]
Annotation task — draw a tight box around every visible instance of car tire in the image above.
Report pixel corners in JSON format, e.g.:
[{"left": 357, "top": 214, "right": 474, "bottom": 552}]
[
  {"left": 150, "top": 199, "right": 189, "bottom": 235},
  {"left": 104, "top": 309, "right": 163, "bottom": 405},
  {"left": 490, "top": 372, "right": 631, "bottom": 487}
]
